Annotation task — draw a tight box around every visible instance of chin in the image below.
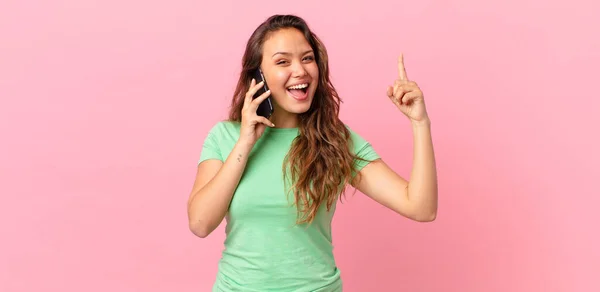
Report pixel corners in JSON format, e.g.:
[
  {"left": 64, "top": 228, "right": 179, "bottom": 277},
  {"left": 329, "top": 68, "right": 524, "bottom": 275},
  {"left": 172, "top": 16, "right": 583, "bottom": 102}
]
[
  {"left": 287, "top": 104, "right": 312, "bottom": 114},
  {"left": 275, "top": 90, "right": 315, "bottom": 114},
  {"left": 278, "top": 101, "right": 312, "bottom": 114}
]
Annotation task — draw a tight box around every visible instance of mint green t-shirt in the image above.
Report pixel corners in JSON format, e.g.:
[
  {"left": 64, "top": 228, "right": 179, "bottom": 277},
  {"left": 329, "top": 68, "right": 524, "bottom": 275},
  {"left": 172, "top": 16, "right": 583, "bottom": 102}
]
[{"left": 198, "top": 121, "right": 380, "bottom": 292}]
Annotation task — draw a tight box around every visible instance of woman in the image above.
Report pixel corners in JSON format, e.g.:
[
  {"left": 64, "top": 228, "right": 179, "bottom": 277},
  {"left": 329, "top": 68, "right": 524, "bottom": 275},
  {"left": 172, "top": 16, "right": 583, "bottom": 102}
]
[{"left": 187, "top": 14, "right": 438, "bottom": 291}]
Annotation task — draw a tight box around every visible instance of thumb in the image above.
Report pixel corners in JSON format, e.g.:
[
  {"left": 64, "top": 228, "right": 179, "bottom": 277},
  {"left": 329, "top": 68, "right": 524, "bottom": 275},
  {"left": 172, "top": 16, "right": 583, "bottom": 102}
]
[{"left": 386, "top": 86, "right": 393, "bottom": 98}]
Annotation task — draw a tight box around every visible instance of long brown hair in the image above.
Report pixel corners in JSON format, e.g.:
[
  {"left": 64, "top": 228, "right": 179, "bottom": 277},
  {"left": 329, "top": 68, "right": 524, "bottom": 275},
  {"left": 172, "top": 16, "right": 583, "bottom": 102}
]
[{"left": 228, "top": 15, "right": 363, "bottom": 224}]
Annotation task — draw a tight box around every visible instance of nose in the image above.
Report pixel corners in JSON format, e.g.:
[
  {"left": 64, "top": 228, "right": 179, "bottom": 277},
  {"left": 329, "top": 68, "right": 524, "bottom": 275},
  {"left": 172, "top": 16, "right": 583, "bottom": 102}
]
[{"left": 291, "top": 61, "right": 308, "bottom": 77}]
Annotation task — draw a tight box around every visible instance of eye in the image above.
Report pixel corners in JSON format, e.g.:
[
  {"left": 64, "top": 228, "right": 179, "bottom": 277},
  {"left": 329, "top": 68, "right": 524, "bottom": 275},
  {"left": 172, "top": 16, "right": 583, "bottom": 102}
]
[
  {"left": 276, "top": 60, "right": 288, "bottom": 65},
  {"left": 303, "top": 55, "right": 315, "bottom": 62}
]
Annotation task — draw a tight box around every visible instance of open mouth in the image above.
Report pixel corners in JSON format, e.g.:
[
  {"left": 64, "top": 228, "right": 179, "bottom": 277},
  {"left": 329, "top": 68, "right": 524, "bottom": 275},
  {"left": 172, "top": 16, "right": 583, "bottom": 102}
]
[{"left": 286, "top": 83, "right": 309, "bottom": 100}]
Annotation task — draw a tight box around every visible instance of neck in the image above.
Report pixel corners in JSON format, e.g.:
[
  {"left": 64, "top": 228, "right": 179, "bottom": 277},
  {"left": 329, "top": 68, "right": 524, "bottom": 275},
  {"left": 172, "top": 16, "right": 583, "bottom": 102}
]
[{"left": 270, "top": 110, "right": 298, "bottom": 128}]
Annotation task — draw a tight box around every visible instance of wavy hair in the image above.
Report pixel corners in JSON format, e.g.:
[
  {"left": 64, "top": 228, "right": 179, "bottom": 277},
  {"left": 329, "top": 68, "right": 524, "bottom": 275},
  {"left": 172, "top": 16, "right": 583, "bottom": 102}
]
[{"left": 228, "top": 15, "right": 363, "bottom": 224}]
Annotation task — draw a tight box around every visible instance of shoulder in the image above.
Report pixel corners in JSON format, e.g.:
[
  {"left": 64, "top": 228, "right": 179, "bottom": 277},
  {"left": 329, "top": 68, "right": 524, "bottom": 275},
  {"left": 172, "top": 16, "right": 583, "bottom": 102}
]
[
  {"left": 200, "top": 120, "right": 242, "bottom": 150},
  {"left": 344, "top": 124, "right": 370, "bottom": 148},
  {"left": 205, "top": 120, "right": 241, "bottom": 138},
  {"left": 342, "top": 123, "right": 380, "bottom": 175},
  {"left": 343, "top": 123, "right": 379, "bottom": 158},
  {"left": 198, "top": 120, "right": 241, "bottom": 163}
]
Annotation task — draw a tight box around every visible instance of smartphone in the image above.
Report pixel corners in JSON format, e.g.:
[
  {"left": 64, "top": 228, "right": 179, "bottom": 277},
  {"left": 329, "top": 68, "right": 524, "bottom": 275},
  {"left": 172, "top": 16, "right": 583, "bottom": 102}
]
[{"left": 251, "top": 68, "right": 274, "bottom": 118}]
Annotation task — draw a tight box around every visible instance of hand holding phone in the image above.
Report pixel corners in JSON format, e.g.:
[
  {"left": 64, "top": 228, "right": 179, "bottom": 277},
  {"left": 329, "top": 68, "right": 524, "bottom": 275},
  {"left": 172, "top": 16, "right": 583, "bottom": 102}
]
[
  {"left": 251, "top": 68, "right": 274, "bottom": 118},
  {"left": 238, "top": 76, "right": 274, "bottom": 146}
]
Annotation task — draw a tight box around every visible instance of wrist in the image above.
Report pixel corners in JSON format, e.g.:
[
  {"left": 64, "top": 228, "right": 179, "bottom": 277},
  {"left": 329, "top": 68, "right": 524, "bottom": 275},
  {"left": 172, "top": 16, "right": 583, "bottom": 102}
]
[
  {"left": 235, "top": 139, "right": 255, "bottom": 152},
  {"left": 411, "top": 117, "right": 431, "bottom": 128}
]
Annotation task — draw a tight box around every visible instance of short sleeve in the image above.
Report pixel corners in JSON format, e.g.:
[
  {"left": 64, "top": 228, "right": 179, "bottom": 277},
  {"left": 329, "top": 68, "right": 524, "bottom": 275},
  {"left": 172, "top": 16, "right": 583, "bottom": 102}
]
[
  {"left": 198, "top": 123, "right": 224, "bottom": 164},
  {"left": 347, "top": 126, "right": 380, "bottom": 174}
]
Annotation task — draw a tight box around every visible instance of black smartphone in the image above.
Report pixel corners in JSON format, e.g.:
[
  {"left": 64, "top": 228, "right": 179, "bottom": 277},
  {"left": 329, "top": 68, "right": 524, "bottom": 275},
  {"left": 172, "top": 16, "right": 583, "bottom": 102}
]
[{"left": 251, "top": 68, "right": 274, "bottom": 118}]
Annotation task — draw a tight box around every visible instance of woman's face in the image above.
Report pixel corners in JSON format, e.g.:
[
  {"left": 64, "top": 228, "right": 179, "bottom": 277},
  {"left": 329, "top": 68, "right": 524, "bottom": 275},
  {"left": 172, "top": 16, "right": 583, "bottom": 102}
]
[{"left": 259, "top": 28, "right": 319, "bottom": 117}]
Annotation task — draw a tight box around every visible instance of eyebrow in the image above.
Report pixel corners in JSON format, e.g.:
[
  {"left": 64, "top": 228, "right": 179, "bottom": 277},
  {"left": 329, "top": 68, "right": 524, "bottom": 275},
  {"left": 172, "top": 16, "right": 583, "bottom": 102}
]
[{"left": 272, "top": 50, "right": 314, "bottom": 58}]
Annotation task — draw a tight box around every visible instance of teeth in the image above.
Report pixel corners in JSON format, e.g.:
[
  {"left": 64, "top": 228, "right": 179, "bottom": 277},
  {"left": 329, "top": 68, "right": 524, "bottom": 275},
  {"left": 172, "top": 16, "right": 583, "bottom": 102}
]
[{"left": 287, "top": 83, "right": 308, "bottom": 90}]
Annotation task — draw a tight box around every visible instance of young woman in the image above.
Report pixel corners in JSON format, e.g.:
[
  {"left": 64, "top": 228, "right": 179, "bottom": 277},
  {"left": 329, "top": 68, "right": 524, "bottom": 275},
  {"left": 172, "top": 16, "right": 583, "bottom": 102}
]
[{"left": 187, "top": 14, "right": 438, "bottom": 292}]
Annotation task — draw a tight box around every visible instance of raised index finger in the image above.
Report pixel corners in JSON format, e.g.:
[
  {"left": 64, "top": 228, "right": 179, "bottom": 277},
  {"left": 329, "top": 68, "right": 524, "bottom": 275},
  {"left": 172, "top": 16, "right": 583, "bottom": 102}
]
[{"left": 398, "top": 53, "right": 408, "bottom": 80}]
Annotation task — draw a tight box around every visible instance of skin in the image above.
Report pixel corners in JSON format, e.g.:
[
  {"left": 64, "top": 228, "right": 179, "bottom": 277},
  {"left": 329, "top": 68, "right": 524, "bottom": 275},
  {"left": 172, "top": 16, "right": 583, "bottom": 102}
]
[
  {"left": 356, "top": 54, "right": 438, "bottom": 222},
  {"left": 187, "top": 28, "right": 438, "bottom": 238},
  {"left": 261, "top": 28, "right": 319, "bottom": 129}
]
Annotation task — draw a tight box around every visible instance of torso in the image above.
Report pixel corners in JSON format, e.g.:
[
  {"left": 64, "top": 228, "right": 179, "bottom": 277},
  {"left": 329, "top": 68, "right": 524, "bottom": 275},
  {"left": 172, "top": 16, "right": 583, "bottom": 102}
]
[{"left": 199, "top": 121, "right": 378, "bottom": 292}]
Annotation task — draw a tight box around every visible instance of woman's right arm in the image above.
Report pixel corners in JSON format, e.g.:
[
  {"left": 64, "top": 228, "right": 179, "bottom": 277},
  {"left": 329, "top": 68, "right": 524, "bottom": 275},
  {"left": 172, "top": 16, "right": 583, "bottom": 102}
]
[
  {"left": 187, "top": 140, "right": 254, "bottom": 238},
  {"left": 187, "top": 79, "right": 273, "bottom": 238}
]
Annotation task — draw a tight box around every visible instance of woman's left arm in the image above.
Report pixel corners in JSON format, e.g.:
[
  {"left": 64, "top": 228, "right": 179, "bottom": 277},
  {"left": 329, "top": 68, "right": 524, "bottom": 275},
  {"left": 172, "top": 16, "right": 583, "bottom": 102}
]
[{"left": 352, "top": 54, "right": 438, "bottom": 222}]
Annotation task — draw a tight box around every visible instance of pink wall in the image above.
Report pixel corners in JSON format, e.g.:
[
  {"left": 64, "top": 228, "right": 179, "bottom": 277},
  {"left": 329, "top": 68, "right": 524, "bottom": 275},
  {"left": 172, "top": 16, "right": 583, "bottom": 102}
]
[{"left": 1, "top": 0, "right": 598, "bottom": 291}]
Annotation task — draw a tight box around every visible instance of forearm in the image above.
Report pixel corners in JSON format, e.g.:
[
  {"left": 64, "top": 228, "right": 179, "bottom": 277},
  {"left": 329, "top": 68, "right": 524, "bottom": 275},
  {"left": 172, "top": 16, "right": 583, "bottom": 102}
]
[
  {"left": 407, "top": 118, "right": 438, "bottom": 219},
  {"left": 187, "top": 141, "right": 253, "bottom": 236}
]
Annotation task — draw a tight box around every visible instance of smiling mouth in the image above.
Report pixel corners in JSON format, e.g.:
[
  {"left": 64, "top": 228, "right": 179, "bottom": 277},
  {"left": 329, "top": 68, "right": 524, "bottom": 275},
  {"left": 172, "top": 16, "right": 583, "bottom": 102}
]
[
  {"left": 286, "top": 83, "right": 309, "bottom": 100},
  {"left": 287, "top": 83, "right": 308, "bottom": 92}
]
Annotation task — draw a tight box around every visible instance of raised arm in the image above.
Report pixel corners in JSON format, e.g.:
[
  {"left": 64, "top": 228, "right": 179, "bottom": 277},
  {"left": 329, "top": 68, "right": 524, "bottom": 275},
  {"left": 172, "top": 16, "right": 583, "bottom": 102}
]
[
  {"left": 187, "top": 79, "right": 274, "bottom": 237},
  {"left": 352, "top": 54, "right": 438, "bottom": 222}
]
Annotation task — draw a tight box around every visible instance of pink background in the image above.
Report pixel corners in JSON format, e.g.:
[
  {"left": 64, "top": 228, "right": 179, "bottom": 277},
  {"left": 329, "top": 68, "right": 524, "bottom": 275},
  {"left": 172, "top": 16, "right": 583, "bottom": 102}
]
[{"left": 1, "top": 0, "right": 599, "bottom": 291}]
